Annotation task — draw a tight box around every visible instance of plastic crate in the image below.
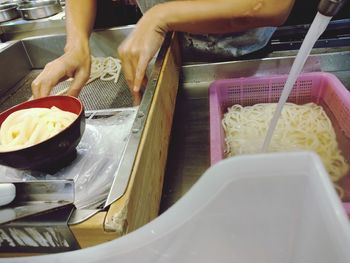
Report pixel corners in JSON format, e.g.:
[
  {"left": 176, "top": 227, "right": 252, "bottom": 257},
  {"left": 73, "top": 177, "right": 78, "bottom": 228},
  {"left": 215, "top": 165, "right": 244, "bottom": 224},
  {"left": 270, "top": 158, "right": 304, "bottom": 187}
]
[
  {"left": 11, "top": 152, "right": 350, "bottom": 262},
  {"left": 209, "top": 72, "right": 350, "bottom": 214}
]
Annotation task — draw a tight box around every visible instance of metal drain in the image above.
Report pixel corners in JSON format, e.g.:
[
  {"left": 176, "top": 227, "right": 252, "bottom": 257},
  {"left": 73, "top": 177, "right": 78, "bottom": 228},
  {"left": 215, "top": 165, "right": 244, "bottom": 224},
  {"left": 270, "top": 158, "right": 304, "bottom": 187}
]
[
  {"left": 0, "top": 70, "right": 134, "bottom": 112},
  {"left": 53, "top": 72, "right": 133, "bottom": 111}
]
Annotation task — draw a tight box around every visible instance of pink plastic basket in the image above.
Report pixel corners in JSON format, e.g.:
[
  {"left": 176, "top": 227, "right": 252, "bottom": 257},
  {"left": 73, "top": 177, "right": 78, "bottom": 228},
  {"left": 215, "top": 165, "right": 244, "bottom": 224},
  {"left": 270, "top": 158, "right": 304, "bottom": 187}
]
[{"left": 209, "top": 72, "right": 350, "bottom": 214}]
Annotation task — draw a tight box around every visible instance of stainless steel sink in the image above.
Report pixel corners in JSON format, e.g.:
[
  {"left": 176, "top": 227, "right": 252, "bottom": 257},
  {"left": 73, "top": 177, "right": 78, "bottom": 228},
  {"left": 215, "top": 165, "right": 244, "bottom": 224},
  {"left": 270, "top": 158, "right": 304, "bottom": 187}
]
[{"left": 160, "top": 47, "right": 350, "bottom": 212}]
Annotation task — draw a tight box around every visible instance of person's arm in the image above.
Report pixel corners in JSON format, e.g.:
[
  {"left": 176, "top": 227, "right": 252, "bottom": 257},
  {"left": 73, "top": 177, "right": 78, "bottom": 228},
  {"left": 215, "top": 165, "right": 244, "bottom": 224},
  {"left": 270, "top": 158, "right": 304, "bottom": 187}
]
[
  {"left": 31, "top": 0, "right": 97, "bottom": 98},
  {"left": 118, "top": 0, "right": 294, "bottom": 92},
  {"left": 154, "top": 0, "right": 294, "bottom": 34},
  {"left": 64, "top": 0, "right": 96, "bottom": 52}
]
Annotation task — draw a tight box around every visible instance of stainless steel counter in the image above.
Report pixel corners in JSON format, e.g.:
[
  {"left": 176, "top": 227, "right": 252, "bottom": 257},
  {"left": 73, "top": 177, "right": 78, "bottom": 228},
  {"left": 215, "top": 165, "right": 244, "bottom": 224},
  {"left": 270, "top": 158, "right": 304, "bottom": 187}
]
[{"left": 160, "top": 47, "right": 350, "bottom": 212}]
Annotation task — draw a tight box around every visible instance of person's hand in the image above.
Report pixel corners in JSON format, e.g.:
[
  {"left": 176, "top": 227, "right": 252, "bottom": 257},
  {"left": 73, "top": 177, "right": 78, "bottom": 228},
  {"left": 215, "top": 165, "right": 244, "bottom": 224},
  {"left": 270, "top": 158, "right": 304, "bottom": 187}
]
[
  {"left": 31, "top": 42, "right": 91, "bottom": 98},
  {"left": 118, "top": 6, "right": 167, "bottom": 97}
]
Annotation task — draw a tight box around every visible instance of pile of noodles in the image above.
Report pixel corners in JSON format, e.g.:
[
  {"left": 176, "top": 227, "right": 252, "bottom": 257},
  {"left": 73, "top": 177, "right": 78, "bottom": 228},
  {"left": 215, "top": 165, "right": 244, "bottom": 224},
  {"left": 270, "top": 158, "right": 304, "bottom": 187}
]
[
  {"left": 55, "top": 56, "right": 122, "bottom": 95},
  {"left": 222, "top": 102, "right": 349, "bottom": 185},
  {"left": 89, "top": 56, "right": 122, "bottom": 84}
]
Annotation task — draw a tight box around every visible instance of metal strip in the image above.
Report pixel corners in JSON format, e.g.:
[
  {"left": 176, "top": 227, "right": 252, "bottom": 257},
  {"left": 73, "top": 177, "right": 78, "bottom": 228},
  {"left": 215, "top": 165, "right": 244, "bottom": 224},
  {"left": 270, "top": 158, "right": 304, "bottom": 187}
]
[
  {"left": 104, "top": 32, "right": 174, "bottom": 207},
  {"left": 182, "top": 50, "right": 350, "bottom": 84}
]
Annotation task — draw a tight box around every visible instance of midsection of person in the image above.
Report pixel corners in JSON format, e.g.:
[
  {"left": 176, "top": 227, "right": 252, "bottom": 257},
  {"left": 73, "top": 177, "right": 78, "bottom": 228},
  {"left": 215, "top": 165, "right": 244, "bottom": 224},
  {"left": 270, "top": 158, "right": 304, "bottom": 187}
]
[
  {"left": 137, "top": 0, "right": 277, "bottom": 59},
  {"left": 31, "top": 0, "right": 295, "bottom": 100}
]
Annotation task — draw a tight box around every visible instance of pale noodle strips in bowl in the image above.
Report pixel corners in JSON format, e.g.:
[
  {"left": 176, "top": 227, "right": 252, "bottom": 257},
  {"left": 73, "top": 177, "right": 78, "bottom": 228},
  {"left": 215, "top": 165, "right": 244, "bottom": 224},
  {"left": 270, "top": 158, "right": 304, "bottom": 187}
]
[
  {"left": 222, "top": 102, "right": 349, "bottom": 196},
  {"left": 0, "top": 107, "right": 77, "bottom": 152}
]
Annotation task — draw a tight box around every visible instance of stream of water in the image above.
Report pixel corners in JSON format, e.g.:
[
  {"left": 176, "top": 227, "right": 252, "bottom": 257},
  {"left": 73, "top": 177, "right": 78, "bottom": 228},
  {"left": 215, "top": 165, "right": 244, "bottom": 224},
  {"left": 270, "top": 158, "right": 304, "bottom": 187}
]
[{"left": 262, "top": 12, "right": 333, "bottom": 152}]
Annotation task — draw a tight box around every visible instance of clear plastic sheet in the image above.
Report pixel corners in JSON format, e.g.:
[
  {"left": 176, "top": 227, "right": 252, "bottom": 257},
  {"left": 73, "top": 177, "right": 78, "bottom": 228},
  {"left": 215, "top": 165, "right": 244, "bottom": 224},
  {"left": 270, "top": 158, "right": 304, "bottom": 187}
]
[{"left": 0, "top": 108, "right": 137, "bottom": 209}]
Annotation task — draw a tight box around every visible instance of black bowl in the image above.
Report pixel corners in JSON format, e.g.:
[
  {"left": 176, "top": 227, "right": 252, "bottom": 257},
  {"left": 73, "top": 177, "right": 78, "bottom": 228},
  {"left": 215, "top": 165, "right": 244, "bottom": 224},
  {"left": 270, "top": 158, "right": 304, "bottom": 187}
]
[{"left": 0, "top": 96, "right": 85, "bottom": 174}]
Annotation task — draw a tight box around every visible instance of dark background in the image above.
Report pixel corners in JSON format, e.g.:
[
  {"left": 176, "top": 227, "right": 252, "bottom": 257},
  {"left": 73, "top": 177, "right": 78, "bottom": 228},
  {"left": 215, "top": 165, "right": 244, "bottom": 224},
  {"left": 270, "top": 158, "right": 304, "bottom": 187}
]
[
  {"left": 284, "top": 1, "right": 350, "bottom": 26},
  {"left": 94, "top": 0, "right": 350, "bottom": 28},
  {"left": 93, "top": 0, "right": 350, "bottom": 62},
  {"left": 94, "top": 1, "right": 141, "bottom": 29}
]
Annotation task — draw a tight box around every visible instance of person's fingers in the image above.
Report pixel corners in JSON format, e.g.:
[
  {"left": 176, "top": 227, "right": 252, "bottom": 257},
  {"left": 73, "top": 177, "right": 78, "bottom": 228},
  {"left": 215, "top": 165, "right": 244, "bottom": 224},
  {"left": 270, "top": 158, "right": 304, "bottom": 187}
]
[
  {"left": 66, "top": 69, "right": 89, "bottom": 97},
  {"left": 133, "top": 56, "right": 148, "bottom": 92},
  {"left": 141, "top": 75, "right": 148, "bottom": 93},
  {"left": 121, "top": 57, "right": 144, "bottom": 105},
  {"left": 31, "top": 62, "right": 67, "bottom": 98},
  {"left": 31, "top": 80, "right": 42, "bottom": 99},
  {"left": 122, "top": 59, "right": 135, "bottom": 90},
  {"left": 120, "top": 51, "right": 137, "bottom": 94},
  {"left": 132, "top": 90, "right": 141, "bottom": 106},
  {"left": 118, "top": 41, "right": 138, "bottom": 91}
]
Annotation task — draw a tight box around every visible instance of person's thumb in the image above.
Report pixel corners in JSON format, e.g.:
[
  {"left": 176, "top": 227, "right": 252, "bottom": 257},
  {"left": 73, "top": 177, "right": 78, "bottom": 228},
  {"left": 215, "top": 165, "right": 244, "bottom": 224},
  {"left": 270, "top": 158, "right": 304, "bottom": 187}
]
[{"left": 66, "top": 70, "right": 89, "bottom": 97}]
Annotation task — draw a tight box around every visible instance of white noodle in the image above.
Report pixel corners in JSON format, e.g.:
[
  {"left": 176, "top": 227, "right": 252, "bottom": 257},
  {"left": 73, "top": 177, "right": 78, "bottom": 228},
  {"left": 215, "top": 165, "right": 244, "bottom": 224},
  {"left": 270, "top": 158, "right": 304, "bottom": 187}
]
[
  {"left": 89, "top": 56, "right": 122, "bottom": 84},
  {"left": 0, "top": 107, "right": 77, "bottom": 152},
  {"left": 222, "top": 102, "right": 349, "bottom": 184},
  {"left": 55, "top": 56, "right": 122, "bottom": 96}
]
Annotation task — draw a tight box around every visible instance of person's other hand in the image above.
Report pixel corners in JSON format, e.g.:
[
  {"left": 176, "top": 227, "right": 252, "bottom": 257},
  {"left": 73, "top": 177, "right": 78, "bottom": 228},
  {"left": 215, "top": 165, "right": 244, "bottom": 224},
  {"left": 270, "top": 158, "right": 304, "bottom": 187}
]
[
  {"left": 118, "top": 6, "right": 167, "bottom": 97},
  {"left": 31, "top": 43, "right": 91, "bottom": 98}
]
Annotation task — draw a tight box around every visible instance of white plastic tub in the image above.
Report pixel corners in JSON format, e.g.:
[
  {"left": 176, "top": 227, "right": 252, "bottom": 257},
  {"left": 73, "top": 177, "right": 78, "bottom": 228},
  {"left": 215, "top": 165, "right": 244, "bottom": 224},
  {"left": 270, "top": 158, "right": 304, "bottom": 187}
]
[{"left": 2, "top": 152, "right": 350, "bottom": 262}]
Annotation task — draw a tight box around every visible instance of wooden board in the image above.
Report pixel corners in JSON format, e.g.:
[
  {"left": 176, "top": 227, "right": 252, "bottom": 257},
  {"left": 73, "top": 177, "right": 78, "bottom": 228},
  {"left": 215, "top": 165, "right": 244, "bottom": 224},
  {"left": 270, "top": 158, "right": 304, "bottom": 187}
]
[
  {"left": 105, "top": 32, "right": 181, "bottom": 233},
  {"left": 70, "top": 212, "right": 118, "bottom": 248},
  {"left": 69, "top": 32, "right": 181, "bottom": 247}
]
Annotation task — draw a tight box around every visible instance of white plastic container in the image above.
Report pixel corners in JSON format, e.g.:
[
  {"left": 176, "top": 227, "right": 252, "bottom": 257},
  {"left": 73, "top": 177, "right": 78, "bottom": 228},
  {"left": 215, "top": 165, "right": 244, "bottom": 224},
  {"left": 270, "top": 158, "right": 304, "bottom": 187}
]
[{"left": 3, "top": 152, "right": 350, "bottom": 263}]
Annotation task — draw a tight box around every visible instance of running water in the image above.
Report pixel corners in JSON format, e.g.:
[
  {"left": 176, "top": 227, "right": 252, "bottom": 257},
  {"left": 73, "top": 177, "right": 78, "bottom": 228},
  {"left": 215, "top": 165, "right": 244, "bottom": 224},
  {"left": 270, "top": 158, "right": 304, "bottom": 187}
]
[{"left": 261, "top": 12, "right": 332, "bottom": 152}]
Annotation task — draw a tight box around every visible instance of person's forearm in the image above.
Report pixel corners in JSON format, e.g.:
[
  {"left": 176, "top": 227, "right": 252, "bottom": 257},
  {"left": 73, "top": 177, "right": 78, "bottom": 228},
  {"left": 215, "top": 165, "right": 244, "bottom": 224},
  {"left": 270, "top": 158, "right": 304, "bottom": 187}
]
[
  {"left": 65, "top": 0, "right": 97, "bottom": 50},
  {"left": 150, "top": 0, "right": 294, "bottom": 34}
]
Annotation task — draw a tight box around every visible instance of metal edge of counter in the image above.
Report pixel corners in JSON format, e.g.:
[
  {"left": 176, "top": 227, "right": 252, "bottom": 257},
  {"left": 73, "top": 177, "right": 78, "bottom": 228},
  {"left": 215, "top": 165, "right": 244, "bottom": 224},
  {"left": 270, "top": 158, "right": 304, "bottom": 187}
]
[{"left": 180, "top": 48, "right": 350, "bottom": 98}]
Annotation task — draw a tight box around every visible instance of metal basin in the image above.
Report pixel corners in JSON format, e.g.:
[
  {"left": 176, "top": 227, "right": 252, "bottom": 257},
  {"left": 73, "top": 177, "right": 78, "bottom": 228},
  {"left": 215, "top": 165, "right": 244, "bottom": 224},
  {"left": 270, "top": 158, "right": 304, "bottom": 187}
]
[
  {"left": 160, "top": 47, "right": 350, "bottom": 212},
  {"left": 0, "top": 3, "right": 20, "bottom": 23},
  {"left": 17, "top": 0, "right": 62, "bottom": 20}
]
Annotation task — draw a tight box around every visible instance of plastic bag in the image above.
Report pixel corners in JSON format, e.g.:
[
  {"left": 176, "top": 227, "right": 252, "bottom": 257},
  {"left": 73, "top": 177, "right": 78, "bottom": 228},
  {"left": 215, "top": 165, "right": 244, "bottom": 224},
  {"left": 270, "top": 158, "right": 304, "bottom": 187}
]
[{"left": 0, "top": 108, "right": 137, "bottom": 209}]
